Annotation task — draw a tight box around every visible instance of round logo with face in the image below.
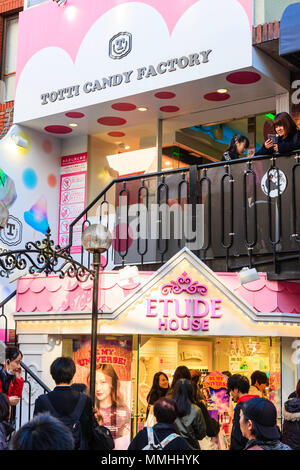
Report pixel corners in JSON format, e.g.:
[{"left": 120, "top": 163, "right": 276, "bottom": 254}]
[{"left": 261, "top": 169, "right": 287, "bottom": 198}]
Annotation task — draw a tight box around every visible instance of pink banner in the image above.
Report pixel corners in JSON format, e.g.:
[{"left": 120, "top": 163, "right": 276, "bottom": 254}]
[{"left": 58, "top": 153, "right": 87, "bottom": 254}]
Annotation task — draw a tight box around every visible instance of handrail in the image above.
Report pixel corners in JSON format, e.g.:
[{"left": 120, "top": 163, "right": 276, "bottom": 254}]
[
  {"left": 64, "top": 150, "right": 300, "bottom": 277},
  {"left": 0, "top": 289, "right": 16, "bottom": 308},
  {"left": 21, "top": 361, "right": 51, "bottom": 393}
]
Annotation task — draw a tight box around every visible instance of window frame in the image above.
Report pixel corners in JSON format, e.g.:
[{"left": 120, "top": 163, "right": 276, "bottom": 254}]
[{"left": 1, "top": 13, "right": 19, "bottom": 103}]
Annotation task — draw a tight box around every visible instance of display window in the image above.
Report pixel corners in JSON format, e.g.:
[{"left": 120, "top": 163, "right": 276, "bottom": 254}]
[
  {"left": 72, "top": 335, "right": 133, "bottom": 450},
  {"left": 67, "top": 334, "right": 282, "bottom": 450},
  {"left": 136, "top": 335, "right": 282, "bottom": 447}
]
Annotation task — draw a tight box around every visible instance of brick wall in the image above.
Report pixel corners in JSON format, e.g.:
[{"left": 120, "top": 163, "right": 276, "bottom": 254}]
[{"left": 0, "top": 0, "right": 23, "bottom": 136}]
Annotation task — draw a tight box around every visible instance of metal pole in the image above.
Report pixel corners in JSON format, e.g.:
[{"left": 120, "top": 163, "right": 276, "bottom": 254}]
[
  {"left": 89, "top": 251, "right": 100, "bottom": 406},
  {"left": 156, "top": 118, "right": 163, "bottom": 171}
]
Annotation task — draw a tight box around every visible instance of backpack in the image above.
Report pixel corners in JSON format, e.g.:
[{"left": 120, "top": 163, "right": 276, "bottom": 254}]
[
  {"left": 92, "top": 424, "right": 115, "bottom": 450},
  {"left": 42, "top": 393, "right": 88, "bottom": 450},
  {"left": 142, "top": 427, "right": 180, "bottom": 450}
]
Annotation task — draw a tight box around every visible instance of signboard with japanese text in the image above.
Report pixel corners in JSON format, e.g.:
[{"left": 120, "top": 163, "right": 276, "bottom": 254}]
[{"left": 58, "top": 153, "right": 87, "bottom": 254}]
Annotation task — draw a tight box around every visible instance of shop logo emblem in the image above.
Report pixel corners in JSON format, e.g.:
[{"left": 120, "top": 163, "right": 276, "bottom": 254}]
[
  {"left": 261, "top": 169, "right": 287, "bottom": 198},
  {"left": 109, "top": 32, "right": 132, "bottom": 60},
  {"left": 0, "top": 215, "right": 23, "bottom": 247}
]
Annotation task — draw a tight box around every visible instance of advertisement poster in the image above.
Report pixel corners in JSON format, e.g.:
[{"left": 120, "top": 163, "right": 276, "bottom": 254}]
[
  {"left": 72, "top": 337, "right": 132, "bottom": 450},
  {"left": 58, "top": 153, "right": 87, "bottom": 254},
  {"left": 203, "top": 372, "right": 230, "bottom": 437}
]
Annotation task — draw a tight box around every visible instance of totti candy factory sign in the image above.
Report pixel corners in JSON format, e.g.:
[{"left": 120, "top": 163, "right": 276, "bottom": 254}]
[{"left": 145, "top": 272, "right": 222, "bottom": 332}]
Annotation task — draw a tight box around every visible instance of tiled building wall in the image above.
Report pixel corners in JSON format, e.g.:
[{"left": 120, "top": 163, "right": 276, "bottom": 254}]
[{"left": 0, "top": 0, "right": 23, "bottom": 136}]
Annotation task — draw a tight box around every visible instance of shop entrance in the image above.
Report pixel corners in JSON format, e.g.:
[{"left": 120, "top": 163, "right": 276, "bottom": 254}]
[
  {"left": 69, "top": 334, "right": 281, "bottom": 449},
  {"left": 136, "top": 335, "right": 282, "bottom": 448}
]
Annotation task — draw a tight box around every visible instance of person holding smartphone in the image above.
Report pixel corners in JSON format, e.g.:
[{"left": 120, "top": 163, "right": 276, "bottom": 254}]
[
  {"left": 255, "top": 112, "right": 300, "bottom": 155},
  {"left": 0, "top": 347, "right": 24, "bottom": 407}
]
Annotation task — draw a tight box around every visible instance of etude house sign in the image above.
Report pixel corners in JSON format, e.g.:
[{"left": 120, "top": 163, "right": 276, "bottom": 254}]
[
  {"left": 146, "top": 272, "right": 222, "bottom": 332},
  {"left": 40, "top": 49, "right": 212, "bottom": 106}
]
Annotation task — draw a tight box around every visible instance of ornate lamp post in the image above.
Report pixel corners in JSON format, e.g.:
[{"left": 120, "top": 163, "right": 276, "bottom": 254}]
[
  {"left": 81, "top": 224, "right": 112, "bottom": 405},
  {"left": 0, "top": 204, "right": 111, "bottom": 406}
]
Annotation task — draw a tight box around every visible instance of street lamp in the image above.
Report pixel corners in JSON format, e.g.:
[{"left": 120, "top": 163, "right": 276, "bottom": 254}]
[
  {"left": 0, "top": 221, "right": 111, "bottom": 406},
  {"left": 81, "top": 224, "right": 112, "bottom": 405}
]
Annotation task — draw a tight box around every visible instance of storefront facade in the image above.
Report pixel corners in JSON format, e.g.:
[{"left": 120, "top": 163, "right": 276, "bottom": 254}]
[
  {"left": 1, "top": 0, "right": 300, "bottom": 450},
  {"left": 14, "top": 248, "right": 300, "bottom": 448}
]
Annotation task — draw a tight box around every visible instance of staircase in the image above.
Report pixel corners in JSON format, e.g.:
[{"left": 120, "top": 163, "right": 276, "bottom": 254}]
[{"left": 0, "top": 290, "right": 50, "bottom": 431}]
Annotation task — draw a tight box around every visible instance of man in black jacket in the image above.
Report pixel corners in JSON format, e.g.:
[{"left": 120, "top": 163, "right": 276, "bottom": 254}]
[
  {"left": 227, "top": 374, "right": 259, "bottom": 450},
  {"left": 128, "top": 397, "right": 189, "bottom": 450},
  {"left": 34, "top": 357, "right": 94, "bottom": 450}
]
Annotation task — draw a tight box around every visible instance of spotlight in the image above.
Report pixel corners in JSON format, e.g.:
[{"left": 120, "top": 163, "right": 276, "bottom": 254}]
[
  {"left": 11, "top": 135, "right": 28, "bottom": 149},
  {"left": 69, "top": 123, "right": 78, "bottom": 127},
  {"left": 217, "top": 88, "right": 228, "bottom": 94},
  {"left": 137, "top": 106, "right": 148, "bottom": 112},
  {"left": 53, "top": 0, "right": 67, "bottom": 6},
  {"left": 238, "top": 267, "right": 260, "bottom": 285}
]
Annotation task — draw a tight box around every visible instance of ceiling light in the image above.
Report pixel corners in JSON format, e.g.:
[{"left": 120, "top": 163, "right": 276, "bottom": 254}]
[
  {"left": 125, "top": 145, "right": 130, "bottom": 150},
  {"left": 137, "top": 106, "right": 148, "bottom": 112},
  {"left": 53, "top": 0, "right": 67, "bottom": 6},
  {"left": 165, "top": 161, "right": 171, "bottom": 166},
  {"left": 11, "top": 135, "right": 28, "bottom": 148},
  {"left": 69, "top": 123, "right": 78, "bottom": 127},
  {"left": 217, "top": 88, "right": 228, "bottom": 94}
]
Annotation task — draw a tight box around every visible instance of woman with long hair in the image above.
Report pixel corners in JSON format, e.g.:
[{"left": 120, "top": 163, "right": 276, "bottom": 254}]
[
  {"left": 166, "top": 365, "right": 191, "bottom": 398},
  {"left": 173, "top": 379, "right": 206, "bottom": 450},
  {"left": 255, "top": 112, "right": 300, "bottom": 155},
  {"left": 222, "top": 134, "right": 249, "bottom": 161},
  {"left": 93, "top": 364, "right": 130, "bottom": 446},
  {"left": 146, "top": 372, "right": 169, "bottom": 422}
]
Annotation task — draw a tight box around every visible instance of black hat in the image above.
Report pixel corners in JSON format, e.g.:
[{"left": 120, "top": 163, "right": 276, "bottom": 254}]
[{"left": 242, "top": 397, "right": 280, "bottom": 440}]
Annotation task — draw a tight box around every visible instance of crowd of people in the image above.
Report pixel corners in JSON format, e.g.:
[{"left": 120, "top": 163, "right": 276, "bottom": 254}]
[
  {"left": 1, "top": 347, "right": 300, "bottom": 451},
  {"left": 221, "top": 111, "right": 300, "bottom": 162}
]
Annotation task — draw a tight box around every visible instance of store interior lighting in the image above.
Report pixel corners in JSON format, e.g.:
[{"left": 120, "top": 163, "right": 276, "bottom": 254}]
[{"left": 238, "top": 267, "right": 260, "bottom": 285}]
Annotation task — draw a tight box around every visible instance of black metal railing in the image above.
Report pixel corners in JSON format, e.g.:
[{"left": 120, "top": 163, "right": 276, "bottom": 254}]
[
  {"left": 63, "top": 151, "right": 300, "bottom": 280},
  {"left": 0, "top": 290, "right": 50, "bottom": 430},
  {"left": 17, "top": 361, "right": 50, "bottom": 429}
]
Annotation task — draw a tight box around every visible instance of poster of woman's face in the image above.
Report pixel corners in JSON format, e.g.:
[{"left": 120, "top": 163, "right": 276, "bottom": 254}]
[{"left": 72, "top": 338, "right": 132, "bottom": 450}]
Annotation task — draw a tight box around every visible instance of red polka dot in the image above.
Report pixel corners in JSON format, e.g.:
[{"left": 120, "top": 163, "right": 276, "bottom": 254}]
[
  {"left": 111, "top": 103, "right": 136, "bottom": 111},
  {"left": 160, "top": 106, "right": 180, "bottom": 113},
  {"left": 44, "top": 125, "right": 72, "bottom": 134},
  {"left": 97, "top": 117, "right": 127, "bottom": 126},
  {"left": 204, "top": 92, "right": 230, "bottom": 101},
  {"left": 155, "top": 92, "right": 176, "bottom": 99},
  {"left": 47, "top": 174, "right": 57, "bottom": 188},
  {"left": 108, "top": 131, "right": 126, "bottom": 137},
  {"left": 226, "top": 71, "right": 261, "bottom": 84},
  {"left": 42, "top": 139, "right": 52, "bottom": 154},
  {"left": 112, "top": 223, "right": 133, "bottom": 252},
  {"left": 65, "top": 112, "right": 85, "bottom": 118}
]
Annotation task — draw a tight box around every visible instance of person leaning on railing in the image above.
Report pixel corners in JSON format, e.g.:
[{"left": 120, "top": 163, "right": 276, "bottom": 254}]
[
  {"left": 221, "top": 134, "right": 250, "bottom": 161},
  {"left": 255, "top": 112, "right": 300, "bottom": 156}
]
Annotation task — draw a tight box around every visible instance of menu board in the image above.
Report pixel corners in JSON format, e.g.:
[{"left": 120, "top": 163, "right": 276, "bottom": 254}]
[{"left": 58, "top": 153, "right": 87, "bottom": 254}]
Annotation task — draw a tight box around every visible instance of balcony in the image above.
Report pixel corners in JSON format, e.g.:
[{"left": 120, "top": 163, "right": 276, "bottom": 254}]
[{"left": 64, "top": 152, "right": 300, "bottom": 280}]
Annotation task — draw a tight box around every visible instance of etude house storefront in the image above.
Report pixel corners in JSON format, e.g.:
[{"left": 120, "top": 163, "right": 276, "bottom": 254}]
[{"left": 14, "top": 248, "right": 300, "bottom": 449}]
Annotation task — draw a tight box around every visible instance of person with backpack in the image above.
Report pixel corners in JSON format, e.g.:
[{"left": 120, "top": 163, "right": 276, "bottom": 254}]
[
  {"left": 33, "top": 357, "right": 94, "bottom": 450},
  {"left": 71, "top": 382, "right": 114, "bottom": 450},
  {"left": 173, "top": 379, "right": 207, "bottom": 450},
  {"left": 128, "top": 398, "right": 189, "bottom": 450}
]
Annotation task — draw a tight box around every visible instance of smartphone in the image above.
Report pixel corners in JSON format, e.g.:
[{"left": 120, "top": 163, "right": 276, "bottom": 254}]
[{"left": 268, "top": 134, "right": 278, "bottom": 144}]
